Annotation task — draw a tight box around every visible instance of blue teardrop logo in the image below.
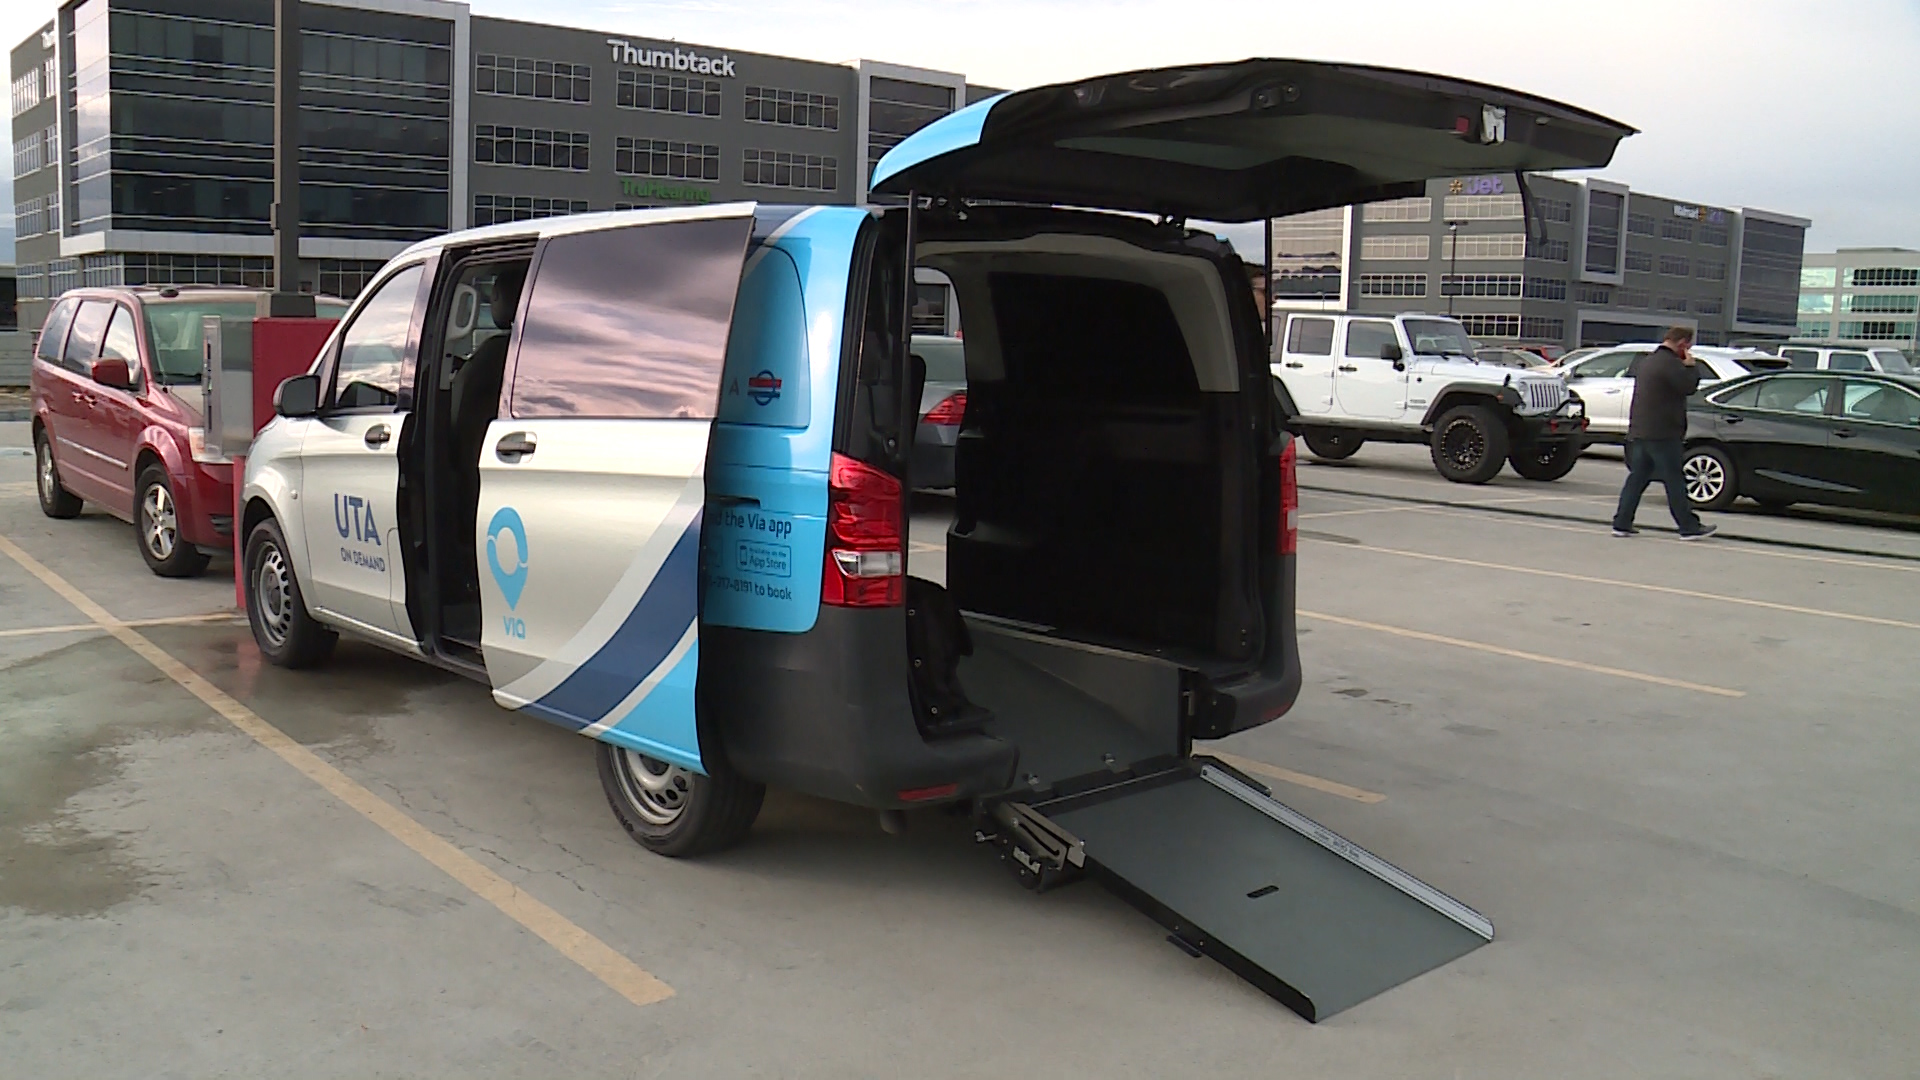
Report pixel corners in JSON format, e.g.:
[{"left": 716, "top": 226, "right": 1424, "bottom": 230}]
[{"left": 486, "top": 506, "right": 529, "bottom": 610}]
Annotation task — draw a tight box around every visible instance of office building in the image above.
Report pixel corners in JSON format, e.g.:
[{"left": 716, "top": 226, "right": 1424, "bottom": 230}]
[
  {"left": 1795, "top": 249, "right": 1920, "bottom": 352},
  {"left": 11, "top": 0, "right": 991, "bottom": 329},
  {"left": 1270, "top": 174, "right": 1810, "bottom": 351}
]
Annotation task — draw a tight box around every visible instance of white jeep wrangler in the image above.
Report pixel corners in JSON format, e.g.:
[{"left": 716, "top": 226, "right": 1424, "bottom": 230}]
[{"left": 1272, "top": 312, "right": 1588, "bottom": 483}]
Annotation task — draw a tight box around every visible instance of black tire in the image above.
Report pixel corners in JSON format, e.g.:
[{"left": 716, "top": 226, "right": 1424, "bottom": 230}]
[
  {"left": 244, "top": 517, "right": 337, "bottom": 669},
  {"left": 136, "top": 466, "right": 212, "bottom": 578},
  {"left": 1429, "top": 405, "right": 1511, "bottom": 484},
  {"left": 1302, "top": 428, "right": 1365, "bottom": 461},
  {"left": 34, "top": 429, "right": 83, "bottom": 519},
  {"left": 597, "top": 741, "right": 764, "bottom": 858},
  {"left": 1681, "top": 444, "right": 1739, "bottom": 512},
  {"left": 1508, "top": 440, "right": 1583, "bottom": 482}
]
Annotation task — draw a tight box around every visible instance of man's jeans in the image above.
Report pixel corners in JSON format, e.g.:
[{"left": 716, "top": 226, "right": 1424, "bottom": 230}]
[{"left": 1613, "top": 439, "right": 1704, "bottom": 533}]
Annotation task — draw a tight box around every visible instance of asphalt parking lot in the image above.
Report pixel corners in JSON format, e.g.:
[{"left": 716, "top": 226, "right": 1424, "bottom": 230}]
[{"left": 4, "top": 419, "right": 1918, "bottom": 1078}]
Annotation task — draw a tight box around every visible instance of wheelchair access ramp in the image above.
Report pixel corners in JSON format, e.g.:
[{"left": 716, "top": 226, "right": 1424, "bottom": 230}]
[{"left": 987, "top": 758, "right": 1493, "bottom": 1022}]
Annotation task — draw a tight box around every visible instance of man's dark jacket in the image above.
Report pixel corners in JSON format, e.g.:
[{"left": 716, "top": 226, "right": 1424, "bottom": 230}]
[{"left": 1626, "top": 346, "right": 1702, "bottom": 441}]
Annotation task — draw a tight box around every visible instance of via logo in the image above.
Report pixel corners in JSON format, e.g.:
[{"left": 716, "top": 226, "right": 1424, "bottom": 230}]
[
  {"left": 333, "top": 494, "right": 381, "bottom": 544},
  {"left": 747, "top": 369, "right": 782, "bottom": 406},
  {"left": 486, "top": 507, "right": 530, "bottom": 633}
]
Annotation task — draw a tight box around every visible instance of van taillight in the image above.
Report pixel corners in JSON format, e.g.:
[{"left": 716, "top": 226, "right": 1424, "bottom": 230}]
[
  {"left": 923, "top": 392, "right": 967, "bottom": 426},
  {"left": 1279, "top": 438, "right": 1299, "bottom": 555},
  {"left": 823, "top": 452, "right": 904, "bottom": 607}
]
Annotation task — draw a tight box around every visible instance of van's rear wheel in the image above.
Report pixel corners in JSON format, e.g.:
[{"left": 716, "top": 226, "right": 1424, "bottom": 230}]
[
  {"left": 1302, "top": 428, "right": 1365, "bottom": 461},
  {"left": 1429, "top": 405, "right": 1510, "bottom": 484},
  {"left": 597, "top": 742, "right": 764, "bottom": 857},
  {"left": 1508, "top": 440, "right": 1582, "bottom": 481},
  {"left": 35, "top": 430, "right": 83, "bottom": 519}
]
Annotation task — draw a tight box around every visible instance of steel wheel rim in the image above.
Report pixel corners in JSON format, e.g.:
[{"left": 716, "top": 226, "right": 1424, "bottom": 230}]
[
  {"left": 142, "top": 482, "right": 178, "bottom": 560},
  {"left": 1441, "top": 419, "right": 1486, "bottom": 469},
  {"left": 37, "top": 441, "right": 56, "bottom": 504},
  {"left": 254, "top": 544, "right": 295, "bottom": 648},
  {"left": 613, "top": 749, "right": 692, "bottom": 827},
  {"left": 1684, "top": 455, "right": 1725, "bottom": 503}
]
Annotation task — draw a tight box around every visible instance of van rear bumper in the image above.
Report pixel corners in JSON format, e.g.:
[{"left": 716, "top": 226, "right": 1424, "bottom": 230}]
[
  {"left": 1190, "top": 557, "right": 1302, "bottom": 739},
  {"left": 702, "top": 607, "right": 1019, "bottom": 809}
]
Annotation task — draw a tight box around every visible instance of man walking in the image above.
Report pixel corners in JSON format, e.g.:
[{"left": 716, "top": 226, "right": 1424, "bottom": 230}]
[{"left": 1611, "top": 326, "right": 1717, "bottom": 540}]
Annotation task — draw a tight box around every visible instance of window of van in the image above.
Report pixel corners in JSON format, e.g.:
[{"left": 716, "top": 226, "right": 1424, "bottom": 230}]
[
  {"left": 62, "top": 300, "right": 113, "bottom": 374},
  {"left": 1285, "top": 317, "right": 1333, "bottom": 355},
  {"left": 331, "top": 265, "right": 423, "bottom": 410},
  {"left": 511, "top": 219, "right": 744, "bottom": 419},
  {"left": 36, "top": 298, "right": 76, "bottom": 362}
]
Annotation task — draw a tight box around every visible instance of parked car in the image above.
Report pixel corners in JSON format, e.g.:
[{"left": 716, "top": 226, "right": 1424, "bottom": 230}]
[
  {"left": 1775, "top": 345, "right": 1914, "bottom": 375},
  {"left": 1682, "top": 370, "right": 1920, "bottom": 514},
  {"left": 1556, "top": 344, "right": 1780, "bottom": 444},
  {"left": 1473, "top": 347, "right": 1552, "bottom": 369},
  {"left": 910, "top": 333, "right": 966, "bottom": 489},
  {"left": 31, "top": 286, "right": 346, "bottom": 575}
]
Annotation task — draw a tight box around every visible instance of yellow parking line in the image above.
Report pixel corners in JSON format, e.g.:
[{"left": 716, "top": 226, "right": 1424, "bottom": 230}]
[
  {"left": 0, "top": 611, "right": 244, "bottom": 640},
  {"left": 1207, "top": 751, "right": 1386, "bottom": 803},
  {"left": 1299, "top": 608, "right": 1745, "bottom": 698},
  {"left": 0, "top": 534, "right": 674, "bottom": 1010},
  {"left": 1309, "top": 538, "right": 1920, "bottom": 632}
]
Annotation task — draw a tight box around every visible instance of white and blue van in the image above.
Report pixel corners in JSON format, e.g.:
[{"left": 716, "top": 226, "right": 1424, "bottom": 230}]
[{"left": 243, "top": 59, "right": 1629, "bottom": 1020}]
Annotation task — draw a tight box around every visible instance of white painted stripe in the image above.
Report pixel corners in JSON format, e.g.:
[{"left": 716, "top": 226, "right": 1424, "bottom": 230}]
[{"left": 578, "top": 621, "right": 699, "bottom": 740}]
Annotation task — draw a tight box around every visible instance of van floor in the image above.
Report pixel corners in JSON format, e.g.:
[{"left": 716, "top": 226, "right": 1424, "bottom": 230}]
[{"left": 958, "top": 626, "right": 1178, "bottom": 789}]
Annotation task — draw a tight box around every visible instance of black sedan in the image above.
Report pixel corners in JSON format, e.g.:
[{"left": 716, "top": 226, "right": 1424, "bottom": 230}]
[{"left": 1682, "top": 371, "right": 1920, "bottom": 514}]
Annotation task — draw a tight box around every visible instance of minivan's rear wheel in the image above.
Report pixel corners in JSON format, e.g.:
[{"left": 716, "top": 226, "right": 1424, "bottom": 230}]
[
  {"left": 1429, "top": 405, "right": 1510, "bottom": 484},
  {"left": 137, "top": 466, "right": 211, "bottom": 578},
  {"left": 1682, "top": 445, "right": 1739, "bottom": 511},
  {"left": 597, "top": 742, "right": 764, "bottom": 857},
  {"left": 1508, "top": 440, "right": 1582, "bottom": 481},
  {"left": 244, "top": 518, "right": 337, "bottom": 668},
  {"left": 1302, "top": 428, "right": 1365, "bottom": 461},
  {"left": 35, "top": 430, "right": 83, "bottom": 519}
]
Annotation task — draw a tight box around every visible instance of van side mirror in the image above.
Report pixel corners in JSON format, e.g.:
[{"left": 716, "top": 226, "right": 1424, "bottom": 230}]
[
  {"left": 1379, "top": 343, "right": 1404, "bottom": 362},
  {"left": 275, "top": 373, "right": 321, "bottom": 418},
  {"left": 90, "top": 357, "right": 134, "bottom": 390}
]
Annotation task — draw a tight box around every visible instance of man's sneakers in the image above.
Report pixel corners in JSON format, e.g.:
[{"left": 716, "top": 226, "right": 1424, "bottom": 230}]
[
  {"left": 1679, "top": 523, "right": 1719, "bottom": 541},
  {"left": 1610, "top": 526, "right": 1640, "bottom": 538}
]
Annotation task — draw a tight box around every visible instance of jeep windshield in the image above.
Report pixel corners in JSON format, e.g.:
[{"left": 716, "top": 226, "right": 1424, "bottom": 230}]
[
  {"left": 143, "top": 298, "right": 349, "bottom": 384},
  {"left": 1405, "top": 319, "right": 1477, "bottom": 358}
]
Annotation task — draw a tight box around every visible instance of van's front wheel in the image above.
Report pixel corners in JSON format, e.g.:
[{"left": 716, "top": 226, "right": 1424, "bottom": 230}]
[{"left": 597, "top": 742, "right": 764, "bottom": 857}]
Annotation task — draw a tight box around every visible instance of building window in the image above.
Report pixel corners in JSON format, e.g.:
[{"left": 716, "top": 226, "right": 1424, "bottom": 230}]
[
  {"left": 1271, "top": 208, "right": 1346, "bottom": 300},
  {"left": 1799, "top": 294, "right": 1833, "bottom": 314},
  {"left": 1520, "top": 316, "right": 1565, "bottom": 341},
  {"left": 1626, "top": 212, "right": 1656, "bottom": 237},
  {"left": 1796, "top": 318, "right": 1830, "bottom": 337},
  {"left": 1624, "top": 248, "right": 1654, "bottom": 273},
  {"left": 1441, "top": 193, "right": 1523, "bottom": 220},
  {"left": 1696, "top": 299, "right": 1723, "bottom": 316},
  {"left": 13, "top": 192, "right": 58, "bottom": 237},
  {"left": 742, "top": 148, "right": 837, "bottom": 191},
  {"left": 1360, "top": 234, "right": 1430, "bottom": 261},
  {"left": 1838, "top": 320, "right": 1918, "bottom": 341},
  {"left": 1699, "top": 224, "right": 1729, "bottom": 247},
  {"left": 1801, "top": 266, "right": 1837, "bottom": 289},
  {"left": 1736, "top": 218, "right": 1807, "bottom": 326},
  {"left": 1841, "top": 293, "right": 1920, "bottom": 314},
  {"left": 1356, "top": 273, "right": 1427, "bottom": 297},
  {"left": 1443, "top": 233, "right": 1527, "bottom": 261},
  {"left": 1844, "top": 267, "right": 1920, "bottom": 288},
  {"left": 1529, "top": 237, "right": 1570, "bottom": 262},
  {"left": 1360, "top": 197, "right": 1431, "bottom": 223},
  {"left": 476, "top": 55, "right": 591, "bottom": 103},
  {"left": 1614, "top": 287, "right": 1651, "bottom": 308},
  {"left": 1659, "top": 254, "right": 1691, "bottom": 277},
  {"left": 1660, "top": 219, "right": 1693, "bottom": 242},
  {"left": 475, "top": 125, "right": 590, "bottom": 170},
  {"left": 1585, "top": 190, "right": 1624, "bottom": 274},
  {"left": 1656, "top": 295, "right": 1689, "bottom": 313},
  {"left": 866, "top": 76, "right": 954, "bottom": 183},
  {"left": 10, "top": 67, "right": 41, "bottom": 117},
  {"left": 1524, "top": 276, "right": 1568, "bottom": 300},
  {"left": 1537, "top": 197, "right": 1573, "bottom": 224},
  {"left": 316, "top": 259, "right": 386, "bottom": 300},
  {"left": 1696, "top": 260, "right": 1727, "bottom": 282},
  {"left": 616, "top": 138, "right": 721, "bottom": 182},
  {"left": 472, "top": 193, "right": 590, "bottom": 226},
  {"left": 1575, "top": 284, "right": 1611, "bottom": 305},
  {"left": 1456, "top": 313, "right": 1519, "bottom": 339},
  {"left": 12, "top": 124, "right": 54, "bottom": 176},
  {"left": 48, "top": 258, "right": 81, "bottom": 297},
  {"left": 1441, "top": 273, "right": 1521, "bottom": 298},
  {"left": 617, "top": 70, "right": 722, "bottom": 117},
  {"left": 745, "top": 85, "right": 840, "bottom": 130},
  {"left": 17, "top": 263, "right": 48, "bottom": 300}
]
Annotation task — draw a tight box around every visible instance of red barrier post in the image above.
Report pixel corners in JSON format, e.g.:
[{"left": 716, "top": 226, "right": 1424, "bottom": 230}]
[{"left": 234, "top": 316, "right": 338, "bottom": 613}]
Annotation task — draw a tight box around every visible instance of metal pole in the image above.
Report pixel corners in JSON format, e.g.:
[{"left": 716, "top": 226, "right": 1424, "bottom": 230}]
[
  {"left": 1263, "top": 214, "right": 1275, "bottom": 350},
  {"left": 270, "top": 0, "right": 313, "bottom": 317},
  {"left": 1445, "top": 221, "right": 1462, "bottom": 317}
]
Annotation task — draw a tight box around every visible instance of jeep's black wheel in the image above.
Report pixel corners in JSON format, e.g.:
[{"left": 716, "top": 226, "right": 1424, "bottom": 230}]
[
  {"left": 1302, "top": 428, "right": 1365, "bottom": 461},
  {"left": 1429, "top": 405, "right": 1511, "bottom": 484},
  {"left": 1508, "top": 440, "right": 1583, "bottom": 482},
  {"left": 35, "top": 429, "right": 83, "bottom": 519},
  {"left": 597, "top": 742, "right": 764, "bottom": 857}
]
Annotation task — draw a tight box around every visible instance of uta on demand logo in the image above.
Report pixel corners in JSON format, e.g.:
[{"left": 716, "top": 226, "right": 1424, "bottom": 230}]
[{"left": 747, "top": 370, "right": 782, "bottom": 406}]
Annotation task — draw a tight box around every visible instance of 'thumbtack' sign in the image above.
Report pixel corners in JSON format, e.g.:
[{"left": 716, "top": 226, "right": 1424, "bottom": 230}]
[{"left": 606, "top": 39, "right": 738, "bottom": 78}]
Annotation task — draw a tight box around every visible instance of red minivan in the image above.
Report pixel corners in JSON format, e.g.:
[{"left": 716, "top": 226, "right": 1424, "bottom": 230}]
[{"left": 30, "top": 286, "right": 344, "bottom": 576}]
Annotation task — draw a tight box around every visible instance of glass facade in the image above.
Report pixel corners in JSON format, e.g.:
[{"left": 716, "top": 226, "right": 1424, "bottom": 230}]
[
  {"left": 865, "top": 76, "right": 951, "bottom": 184},
  {"left": 1271, "top": 208, "right": 1346, "bottom": 300},
  {"left": 1734, "top": 218, "right": 1806, "bottom": 327},
  {"left": 1584, "top": 190, "right": 1623, "bottom": 275}
]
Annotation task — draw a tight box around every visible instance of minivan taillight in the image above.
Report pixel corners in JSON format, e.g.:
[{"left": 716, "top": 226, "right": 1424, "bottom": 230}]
[
  {"left": 923, "top": 392, "right": 967, "bottom": 426},
  {"left": 1279, "top": 438, "right": 1299, "bottom": 555},
  {"left": 823, "top": 452, "right": 904, "bottom": 607}
]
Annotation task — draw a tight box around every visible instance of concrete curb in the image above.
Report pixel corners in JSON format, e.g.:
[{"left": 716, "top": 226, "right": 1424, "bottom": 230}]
[{"left": 0, "top": 409, "right": 29, "bottom": 422}]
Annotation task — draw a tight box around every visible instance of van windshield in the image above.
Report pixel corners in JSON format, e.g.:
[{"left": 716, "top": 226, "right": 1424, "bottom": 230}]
[
  {"left": 1404, "top": 319, "right": 1476, "bottom": 358},
  {"left": 142, "top": 298, "right": 349, "bottom": 384}
]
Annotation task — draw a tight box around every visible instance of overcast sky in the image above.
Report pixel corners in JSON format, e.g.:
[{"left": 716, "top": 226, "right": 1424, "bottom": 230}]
[{"left": 6, "top": 0, "right": 1917, "bottom": 260}]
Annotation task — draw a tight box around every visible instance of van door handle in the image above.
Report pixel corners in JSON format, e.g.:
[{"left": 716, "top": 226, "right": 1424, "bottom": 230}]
[
  {"left": 1337, "top": 364, "right": 1359, "bottom": 373},
  {"left": 1283, "top": 362, "right": 1305, "bottom": 369},
  {"left": 1832, "top": 428, "right": 1856, "bottom": 440},
  {"left": 364, "top": 424, "right": 392, "bottom": 448},
  {"left": 495, "top": 431, "right": 537, "bottom": 460},
  {"left": 1719, "top": 414, "right": 1743, "bottom": 424}
]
